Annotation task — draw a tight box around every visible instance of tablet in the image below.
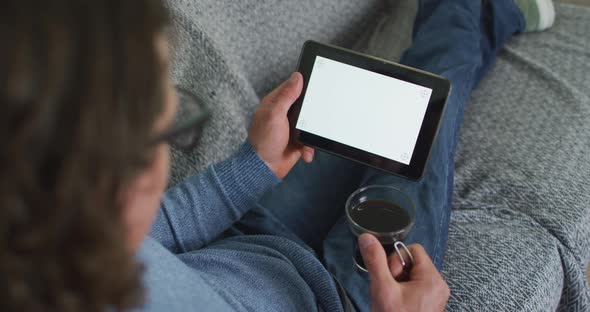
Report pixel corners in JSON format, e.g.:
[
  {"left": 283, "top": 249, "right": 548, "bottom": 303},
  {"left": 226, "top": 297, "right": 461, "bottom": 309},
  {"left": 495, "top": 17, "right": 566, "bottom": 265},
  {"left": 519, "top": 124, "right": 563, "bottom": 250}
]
[{"left": 288, "top": 41, "right": 451, "bottom": 180}]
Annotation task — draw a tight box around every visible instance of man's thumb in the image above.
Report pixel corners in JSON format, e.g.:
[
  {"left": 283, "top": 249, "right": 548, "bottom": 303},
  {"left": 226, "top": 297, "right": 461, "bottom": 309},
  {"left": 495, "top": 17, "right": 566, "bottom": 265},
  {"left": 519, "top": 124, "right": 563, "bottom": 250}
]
[
  {"left": 359, "top": 234, "right": 396, "bottom": 287},
  {"left": 269, "top": 72, "right": 303, "bottom": 114}
]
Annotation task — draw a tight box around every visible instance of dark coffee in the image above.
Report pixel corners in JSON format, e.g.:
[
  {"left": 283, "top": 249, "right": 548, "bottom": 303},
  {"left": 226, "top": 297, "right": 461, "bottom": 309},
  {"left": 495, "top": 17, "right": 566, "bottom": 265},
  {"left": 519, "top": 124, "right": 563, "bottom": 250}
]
[{"left": 349, "top": 199, "right": 410, "bottom": 233}]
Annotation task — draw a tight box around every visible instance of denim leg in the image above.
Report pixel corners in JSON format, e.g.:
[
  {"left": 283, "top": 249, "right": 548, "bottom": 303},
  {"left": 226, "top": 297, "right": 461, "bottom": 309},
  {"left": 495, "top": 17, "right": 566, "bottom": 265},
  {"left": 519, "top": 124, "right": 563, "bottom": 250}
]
[
  {"left": 323, "top": 0, "right": 524, "bottom": 310},
  {"left": 255, "top": 151, "right": 365, "bottom": 253},
  {"left": 366, "top": 0, "right": 524, "bottom": 269}
]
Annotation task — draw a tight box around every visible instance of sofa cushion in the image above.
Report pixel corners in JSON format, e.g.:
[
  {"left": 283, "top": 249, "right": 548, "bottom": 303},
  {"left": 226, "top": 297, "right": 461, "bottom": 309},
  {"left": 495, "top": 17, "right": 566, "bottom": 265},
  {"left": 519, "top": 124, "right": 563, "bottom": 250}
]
[
  {"left": 442, "top": 209, "right": 564, "bottom": 311},
  {"left": 452, "top": 6, "right": 590, "bottom": 307},
  {"left": 452, "top": 4, "right": 590, "bottom": 308}
]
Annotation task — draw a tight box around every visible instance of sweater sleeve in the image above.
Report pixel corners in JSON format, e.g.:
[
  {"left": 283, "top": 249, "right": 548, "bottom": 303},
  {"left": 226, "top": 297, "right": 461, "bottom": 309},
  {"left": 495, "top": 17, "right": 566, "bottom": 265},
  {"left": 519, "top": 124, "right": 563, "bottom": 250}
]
[{"left": 148, "top": 141, "right": 280, "bottom": 253}]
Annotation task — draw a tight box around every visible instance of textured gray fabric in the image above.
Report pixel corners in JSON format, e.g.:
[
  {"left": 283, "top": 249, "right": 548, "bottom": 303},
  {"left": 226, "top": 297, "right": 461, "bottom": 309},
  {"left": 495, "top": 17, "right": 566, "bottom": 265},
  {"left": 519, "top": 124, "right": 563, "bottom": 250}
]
[
  {"left": 165, "top": 0, "right": 384, "bottom": 184},
  {"left": 165, "top": 1, "right": 590, "bottom": 311},
  {"left": 443, "top": 208, "right": 564, "bottom": 311},
  {"left": 450, "top": 4, "right": 590, "bottom": 310},
  {"left": 351, "top": 0, "right": 417, "bottom": 62}
]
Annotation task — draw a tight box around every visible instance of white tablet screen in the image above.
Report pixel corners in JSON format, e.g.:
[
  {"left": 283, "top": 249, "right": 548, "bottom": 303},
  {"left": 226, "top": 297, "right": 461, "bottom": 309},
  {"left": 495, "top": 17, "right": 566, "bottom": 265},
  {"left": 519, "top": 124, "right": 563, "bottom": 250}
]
[{"left": 296, "top": 56, "right": 432, "bottom": 165}]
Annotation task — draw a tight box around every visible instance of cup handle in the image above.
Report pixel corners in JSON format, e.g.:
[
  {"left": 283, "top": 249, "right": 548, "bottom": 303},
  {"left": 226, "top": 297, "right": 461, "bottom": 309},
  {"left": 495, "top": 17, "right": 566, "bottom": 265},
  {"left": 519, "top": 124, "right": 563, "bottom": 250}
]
[{"left": 393, "top": 241, "right": 414, "bottom": 281}]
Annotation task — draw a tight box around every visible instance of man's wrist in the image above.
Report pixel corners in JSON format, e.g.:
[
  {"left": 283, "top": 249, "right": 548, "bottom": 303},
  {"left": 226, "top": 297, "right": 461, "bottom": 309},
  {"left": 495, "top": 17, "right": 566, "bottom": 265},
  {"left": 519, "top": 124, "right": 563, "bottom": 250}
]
[{"left": 211, "top": 141, "right": 280, "bottom": 209}]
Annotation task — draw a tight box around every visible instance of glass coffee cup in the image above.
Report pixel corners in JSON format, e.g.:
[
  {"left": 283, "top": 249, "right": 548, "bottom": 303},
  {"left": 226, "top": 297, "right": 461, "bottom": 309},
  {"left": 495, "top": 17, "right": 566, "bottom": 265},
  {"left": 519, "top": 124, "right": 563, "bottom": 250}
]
[{"left": 345, "top": 185, "right": 416, "bottom": 278}]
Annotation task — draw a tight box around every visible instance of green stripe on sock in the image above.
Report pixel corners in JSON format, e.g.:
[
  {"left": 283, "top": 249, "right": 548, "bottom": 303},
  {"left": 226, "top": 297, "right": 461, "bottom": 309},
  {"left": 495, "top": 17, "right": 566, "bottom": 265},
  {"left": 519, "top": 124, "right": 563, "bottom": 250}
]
[
  {"left": 527, "top": 1, "right": 540, "bottom": 31},
  {"left": 515, "top": 0, "right": 541, "bottom": 32}
]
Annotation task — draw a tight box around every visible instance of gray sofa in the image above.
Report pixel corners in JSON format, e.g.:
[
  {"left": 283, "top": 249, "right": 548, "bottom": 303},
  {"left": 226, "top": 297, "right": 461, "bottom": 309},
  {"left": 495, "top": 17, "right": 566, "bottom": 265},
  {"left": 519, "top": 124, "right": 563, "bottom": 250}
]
[{"left": 165, "top": 0, "right": 590, "bottom": 310}]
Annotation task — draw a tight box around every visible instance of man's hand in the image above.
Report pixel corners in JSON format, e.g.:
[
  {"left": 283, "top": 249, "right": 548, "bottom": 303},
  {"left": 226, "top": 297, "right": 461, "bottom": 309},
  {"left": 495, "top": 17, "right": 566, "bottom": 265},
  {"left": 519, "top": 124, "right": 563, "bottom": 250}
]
[
  {"left": 248, "top": 72, "right": 314, "bottom": 179},
  {"left": 359, "top": 234, "right": 450, "bottom": 312}
]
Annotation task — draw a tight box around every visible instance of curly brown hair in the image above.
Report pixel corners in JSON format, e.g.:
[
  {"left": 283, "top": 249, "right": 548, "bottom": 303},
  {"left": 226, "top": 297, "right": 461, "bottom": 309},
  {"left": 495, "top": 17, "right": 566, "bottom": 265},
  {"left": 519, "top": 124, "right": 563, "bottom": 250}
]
[{"left": 0, "top": 0, "right": 169, "bottom": 311}]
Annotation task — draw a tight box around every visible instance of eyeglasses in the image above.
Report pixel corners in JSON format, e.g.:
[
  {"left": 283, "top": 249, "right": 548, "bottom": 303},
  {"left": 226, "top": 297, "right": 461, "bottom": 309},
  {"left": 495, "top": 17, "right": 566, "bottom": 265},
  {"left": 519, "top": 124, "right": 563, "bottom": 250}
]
[{"left": 152, "top": 86, "right": 210, "bottom": 150}]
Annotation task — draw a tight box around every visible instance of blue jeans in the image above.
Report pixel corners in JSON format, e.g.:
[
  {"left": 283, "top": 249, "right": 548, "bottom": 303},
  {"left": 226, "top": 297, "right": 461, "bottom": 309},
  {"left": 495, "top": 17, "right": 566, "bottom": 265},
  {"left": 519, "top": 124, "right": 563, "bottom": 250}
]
[{"left": 254, "top": 0, "right": 524, "bottom": 309}]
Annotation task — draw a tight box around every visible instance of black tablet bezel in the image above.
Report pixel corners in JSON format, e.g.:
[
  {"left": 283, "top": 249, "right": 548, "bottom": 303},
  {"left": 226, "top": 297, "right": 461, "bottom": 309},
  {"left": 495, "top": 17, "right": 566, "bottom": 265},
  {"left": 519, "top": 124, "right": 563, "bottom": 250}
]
[{"left": 288, "top": 40, "right": 451, "bottom": 181}]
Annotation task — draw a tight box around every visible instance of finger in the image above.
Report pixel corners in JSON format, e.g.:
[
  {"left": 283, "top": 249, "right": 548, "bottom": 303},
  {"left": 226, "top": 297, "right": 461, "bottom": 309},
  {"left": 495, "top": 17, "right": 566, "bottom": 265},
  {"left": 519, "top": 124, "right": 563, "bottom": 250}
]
[
  {"left": 285, "top": 146, "right": 303, "bottom": 168},
  {"left": 358, "top": 234, "right": 397, "bottom": 288},
  {"left": 301, "top": 146, "right": 314, "bottom": 163},
  {"left": 404, "top": 244, "right": 439, "bottom": 280},
  {"left": 262, "top": 72, "right": 303, "bottom": 114},
  {"left": 402, "top": 244, "right": 451, "bottom": 304},
  {"left": 388, "top": 254, "right": 404, "bottom": 281}
]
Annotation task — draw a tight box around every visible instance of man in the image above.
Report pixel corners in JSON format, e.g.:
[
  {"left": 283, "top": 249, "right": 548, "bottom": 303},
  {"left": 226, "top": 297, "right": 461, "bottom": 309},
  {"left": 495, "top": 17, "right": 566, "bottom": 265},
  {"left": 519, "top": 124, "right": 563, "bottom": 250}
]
[{"left": 0, "top": 0, "right": 554, "bottom": 311}]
